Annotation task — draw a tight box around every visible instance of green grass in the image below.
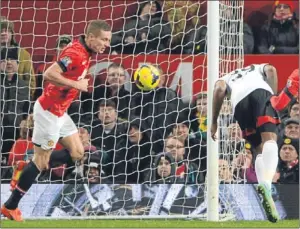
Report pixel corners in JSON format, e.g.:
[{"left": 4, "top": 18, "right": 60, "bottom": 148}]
[{"left": 1, "top": 219, "right": 299, "bottom": 228}]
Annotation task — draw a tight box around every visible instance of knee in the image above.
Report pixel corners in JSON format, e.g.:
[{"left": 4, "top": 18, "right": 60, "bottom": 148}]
[
  {"left": 32, "top": 151, "right": 51, "bottom": 171},
  {"left": 70, "top": 144, "right": 84, "bottom": 161}
]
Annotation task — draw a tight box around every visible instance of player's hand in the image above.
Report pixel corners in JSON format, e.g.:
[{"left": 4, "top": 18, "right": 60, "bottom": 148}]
[
  {"left": 211, "top": 122, "right": 218, "bottom": 141},
  {"left": 75, "top": 79, "right": 89, "bottom": 92}
]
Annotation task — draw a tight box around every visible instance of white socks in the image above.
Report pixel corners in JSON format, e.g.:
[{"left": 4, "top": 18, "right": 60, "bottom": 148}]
[{"left": 255, "top": 140, "right": 279, "bottom": 190}]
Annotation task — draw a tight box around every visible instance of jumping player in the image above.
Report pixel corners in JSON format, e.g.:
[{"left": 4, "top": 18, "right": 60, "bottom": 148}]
[
  {"left": 1, "top": 20, "right": 112, "bottom": 221},
  {"left": 210, "top": 64, "right": 280, "bottom": 223}
]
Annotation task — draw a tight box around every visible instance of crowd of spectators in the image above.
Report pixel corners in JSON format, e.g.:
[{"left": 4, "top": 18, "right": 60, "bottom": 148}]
[{"left": 0, "top": 0, "right": 298, "bottom": 185}]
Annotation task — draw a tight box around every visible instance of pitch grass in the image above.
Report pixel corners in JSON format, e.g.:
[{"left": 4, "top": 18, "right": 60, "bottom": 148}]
[{"left": 1, "top": 219, "right": 299, "bottom": 228}]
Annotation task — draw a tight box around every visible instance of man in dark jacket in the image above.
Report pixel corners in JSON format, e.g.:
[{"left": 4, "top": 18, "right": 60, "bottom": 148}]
[
  {"left": 129, "top": 84, "right": 184, "bottom": 153},
  {"left": 81, "top": 62, "right": 131, "bottom": 121},
  {"left": 90, "top": 99, "right": 128, "bottom": 180},
  {"left": 111, "top": 1, "right": 171, "bottom": 54},
  {"left": 114, "top": 116, "right": 154, "bottom": 183},
  {"left": 0, "top": 47, "right": 30, "bottom": 161},
  {"left": 257, "top": 1, "right": 299, "bottom": 54}
]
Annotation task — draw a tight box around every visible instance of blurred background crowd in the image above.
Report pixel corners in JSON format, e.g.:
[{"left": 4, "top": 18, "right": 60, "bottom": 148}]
[{"left": 0, "top": 0, "right": 299, "bottom": 185}]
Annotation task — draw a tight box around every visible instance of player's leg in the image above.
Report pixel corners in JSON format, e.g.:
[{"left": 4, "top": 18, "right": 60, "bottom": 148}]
[
  {"left": 58, "top": 113, "right": 84, "bottom": 175},
  {"left": 254, "top": 95, "right": 280, "bottom": 223},
  {"left": 1, "top": 101, "right": 60, "bottom": 221}
]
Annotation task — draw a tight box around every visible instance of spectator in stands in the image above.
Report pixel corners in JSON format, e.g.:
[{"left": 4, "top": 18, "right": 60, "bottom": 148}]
[
  {"left": 231, "top": 141, "right": 257, "bottom": 183},
  {"left": 289, "top": 102, "right": 299, "bottom": 119},
  {"left": 34, "top": 35, "right": 72, "bottom": 100},
  {"left": 82, "top": 63, "right": 130, "bottom": 121},
  {"left": 218, "top": 157, "right": 233, "bottom": 183},
  {"left": 146, "top": 152, "right": 179, "bottom": 184},
  {"left": 171, "top": 114, "right": 206, "bottom": 173},
  {"left": 257, "top": 1, "right": 299, "bottom": 54},
  {"left": 114, "top": 117, "right": 153, "bottom": 183},
  {"left": 83, "top": 152, "right": 103, "bottom": 184},
  {"left": 111, "top": 1, "right": 171, "bottom": 54},
  {"left": 163, "top": 1, "right": 201, "bottom": 54},
  {"left": 7, "top": 114, "right": 34, "bottom": 166},
  {"left": 0, "top": 19, "right": 36, "bottom": 97},
  {"left": 283, "top": 118, "right": 300, "bottom": 139},
  {"left": 164, "top": 135, "right": 203, "bottom": 183},
  {"left": 90, "top": 99, "right": 128, "bottom": 180},
  {"left": 276, "top": 138, "right": 299, "bottom": 183},
  {"left": 190, "top": 92, "right": 208, "bottom": 142},
  {"left": 129, "top": 80, "right": 183, "bottom": 153},
  {"left": 0, "top": 47, "right": 30, "bottom": 162},
  {"left": 183, "top": 4, "right": 254, "bottom": 54}
]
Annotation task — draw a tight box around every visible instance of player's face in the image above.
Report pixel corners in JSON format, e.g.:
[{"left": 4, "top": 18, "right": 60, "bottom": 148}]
[
  {"left": 128, "top": 126, "right": 143, "bottom": 144},
  {"left": 279, "top": 145, "right": 298, "bottom": 162},
  {"left": 290, "top": 103, "right": 299, "bottom": 119},
  {"left": 285, "top": 124, "right": 300, "bottom": 138},
  {"left": 165, "top": 138, "right": 185, "bottom": 162},
  {"left": 89, "top": 30, "right": 111, "bottom": 54},
  {"left": 107, "top": 67, "right": 126, "bottom": 87},
  {"left": 98, "top": 106, "right": 117, "bottom": 124},
  {"left": 0, "top": 58, "right": 18, "bottom": 74},
  {"left": 0, "top": 28, "right": 12, "bottom": 45},
  {"left": 157, "top": 157, "right": 171, "bottom": 178}
]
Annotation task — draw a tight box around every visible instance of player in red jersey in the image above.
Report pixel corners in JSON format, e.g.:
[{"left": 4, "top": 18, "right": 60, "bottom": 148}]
[
  {"left": 1, "top": 20, "right": 112, "bottom": 221},
  {"left": 270, "top": 68, "right": 299, "bottom": 112}
]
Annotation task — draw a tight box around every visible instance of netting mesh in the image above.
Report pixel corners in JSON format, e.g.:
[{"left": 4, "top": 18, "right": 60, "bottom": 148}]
[{"left": 1, "top": 0, "right": 247, "bottom": 219}]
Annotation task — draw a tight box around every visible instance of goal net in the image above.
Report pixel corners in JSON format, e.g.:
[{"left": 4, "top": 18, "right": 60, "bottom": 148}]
[{"left": 0, "top": 0, "right": 270, "bottom": 221}]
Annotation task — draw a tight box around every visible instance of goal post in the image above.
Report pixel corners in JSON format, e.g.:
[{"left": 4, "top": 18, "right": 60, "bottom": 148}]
[{"left": 206, "top": 0, "right": 220, "bottom": 222}]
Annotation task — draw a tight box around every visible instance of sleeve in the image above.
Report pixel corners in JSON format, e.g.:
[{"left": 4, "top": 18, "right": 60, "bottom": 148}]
[
  {"left": 257, "top": 63, "right": 270, "bottom": 76},
  {"left": 57, "top": 48, "right": 82, "bottom": 73}
]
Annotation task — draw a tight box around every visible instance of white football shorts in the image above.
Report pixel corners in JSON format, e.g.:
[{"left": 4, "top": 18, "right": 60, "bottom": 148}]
[{"left": 32, "top": 101, "right": 78, "bottom": 150}]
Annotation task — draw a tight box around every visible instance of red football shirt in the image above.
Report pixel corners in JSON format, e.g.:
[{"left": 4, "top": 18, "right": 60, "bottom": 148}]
[{"left": 38, "top": 36, "right": 93, "bottom": 117}]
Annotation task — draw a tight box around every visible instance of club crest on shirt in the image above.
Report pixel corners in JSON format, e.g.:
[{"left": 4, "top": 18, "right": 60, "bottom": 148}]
[
  {"left": 60, "top": 56, "right": 72, "bottom": 68},
  {"left": 47, "top": 140, "right": 54, "bottom": 147}
]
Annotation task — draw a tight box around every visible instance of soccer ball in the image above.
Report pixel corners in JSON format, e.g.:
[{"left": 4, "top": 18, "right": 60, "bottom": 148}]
[{"left": 133, "top": 64, "right": 160, "bottom": 91}]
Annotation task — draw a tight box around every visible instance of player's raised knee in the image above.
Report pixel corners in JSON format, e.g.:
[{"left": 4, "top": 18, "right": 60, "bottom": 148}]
[
  {"left": 32, "top": 150, "right": 51, "bottom": 171},
  {"left": 70, "top": 144, "right": 84, "bottom": 161}
]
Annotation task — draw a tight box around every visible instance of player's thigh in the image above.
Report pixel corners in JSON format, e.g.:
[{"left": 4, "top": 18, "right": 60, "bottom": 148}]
[
  {"left": 59, "top": 114, "right": 84, "bottom": 160},
  {"left": 253, "top": 90, "right": 279, "bottom": 143},
  {"left": 32, "top": 101, "right": 62, "bottom": 151}
]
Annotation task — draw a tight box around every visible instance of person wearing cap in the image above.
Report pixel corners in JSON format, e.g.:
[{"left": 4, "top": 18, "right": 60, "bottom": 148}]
[
  {"left": 0, "top": 19, "right": 36, "bottom": 96},
  {"left": 257, "top": 0, "right": 298, "bottom": 54},
  {"left": 283, "top": 118, "right": 299, "bottom": 139},
  {"left": 34, "top": 35, "right": 72, "bottom": 100},
  {"left": 276, "top": 138, "right": 299, "bottom": 183},
  {"left": 171, "top": 113, "right": 206, "bottom": 172},
  {"left": 0, "top": 47, "right": 30, "bottom": 160}
]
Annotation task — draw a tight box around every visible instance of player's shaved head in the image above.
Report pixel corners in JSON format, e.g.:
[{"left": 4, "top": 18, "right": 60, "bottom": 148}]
[{"left": 86, "top": 20, "right": 111, "bottom": 37}]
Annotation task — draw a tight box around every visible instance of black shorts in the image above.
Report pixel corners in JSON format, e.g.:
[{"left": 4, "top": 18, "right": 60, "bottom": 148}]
[{"left": 234, "top": 89, "right": 280, "bottom": 148}]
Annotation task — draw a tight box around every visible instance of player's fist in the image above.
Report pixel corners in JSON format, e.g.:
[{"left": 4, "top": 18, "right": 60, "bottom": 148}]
[{"left": 75, "top": 78, "right": 89, "bottom": 92}]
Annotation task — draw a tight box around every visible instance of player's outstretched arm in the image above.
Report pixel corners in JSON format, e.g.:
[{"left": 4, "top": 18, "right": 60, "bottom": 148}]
[
  {"left": 263, "top": 64, "right": 278, "bottom": 94},
  {"left": 211, "top": 80, "right": 227, "bottom": 140},
  {"left": 44, "top": 63, "right": 88, "bottom": 92}
]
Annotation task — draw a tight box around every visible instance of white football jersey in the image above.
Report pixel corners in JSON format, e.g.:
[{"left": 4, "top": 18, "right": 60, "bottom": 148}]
[{"left": 218, "top": 64, "right": 274, "bottom": 111}]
